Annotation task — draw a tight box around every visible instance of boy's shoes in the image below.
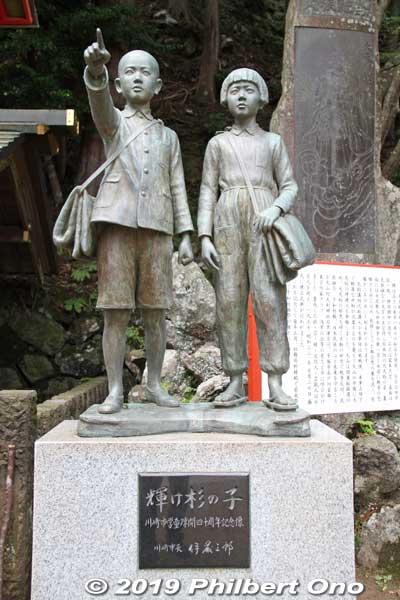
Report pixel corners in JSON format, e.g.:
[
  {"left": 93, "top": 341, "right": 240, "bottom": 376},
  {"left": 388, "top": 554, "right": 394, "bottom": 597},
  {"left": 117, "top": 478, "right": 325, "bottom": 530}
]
[
  {"left": 144, "top": 385, "right": 180, "bottom": 408},
  {"left": 98, "top": 393, "right": 124, "bottom": 414}
]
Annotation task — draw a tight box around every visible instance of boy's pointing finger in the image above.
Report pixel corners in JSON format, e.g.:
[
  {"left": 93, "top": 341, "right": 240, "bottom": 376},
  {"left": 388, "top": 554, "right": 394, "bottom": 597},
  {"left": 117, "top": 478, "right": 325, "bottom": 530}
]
[{"left": 96, "top": 28, "right": 105, "bottom": 49}]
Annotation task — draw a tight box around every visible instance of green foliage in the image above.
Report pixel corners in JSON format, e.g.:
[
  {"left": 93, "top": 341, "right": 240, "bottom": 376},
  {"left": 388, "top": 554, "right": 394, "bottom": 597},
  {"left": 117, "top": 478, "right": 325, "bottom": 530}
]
[
  {"left": 381, "top": 15, "right": 400, "bottom": 36},
  {"left": 0, "top": 0, "right": 163, "bottom": 118},
  {"left": 126, "top": 326, "right": 144, "bottom": 349},
  {"left": 220, "top": 0, "right": 288, "bottom": 50},
  {"left": 71, "top": 260, "right": 97, "bottom": 283},
  {"left": 380, "top": 14, "right": 400, "bottom": 65},
  {"left": 64, "top": 296, "right": 88, "bottom": 314},
  {"left": 391, "top": 169, "right": 400, "bottom": 188},
  {"left": 356, "top": 419, "right": 376, "bottom": 436},
  {"left": 381, "top": 51, "right": 400, "bottom": 62},
  {"left": 56, "top": 245, "right": 71, "bottom": 257},
  {"left": 206, "top": 111, "right": 226, "bottom": 135},
  {"left": 89, "top": 290, "right": 98, "bottom": 306},
  {"left": 181, "top": 385, "right": 196, "bottom": 403},
  {"left": 375, "top": 574, "right": 392, "bottom": 592},
  {"left": 63, "top": 259, "right": 98, "bottom": 315}
]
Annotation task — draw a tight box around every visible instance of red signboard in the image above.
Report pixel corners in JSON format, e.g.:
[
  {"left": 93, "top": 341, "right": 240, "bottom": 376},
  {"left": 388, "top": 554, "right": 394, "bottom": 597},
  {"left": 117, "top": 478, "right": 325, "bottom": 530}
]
[{"left": 0, "top": 0, "right": 35, "bottom": 26}]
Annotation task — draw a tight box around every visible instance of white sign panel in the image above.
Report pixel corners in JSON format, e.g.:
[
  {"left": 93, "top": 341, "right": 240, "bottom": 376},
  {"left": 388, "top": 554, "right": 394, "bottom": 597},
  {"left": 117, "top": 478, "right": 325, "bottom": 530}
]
[{"left": 262, "top": 263, "right": 400, "bottom": 414}]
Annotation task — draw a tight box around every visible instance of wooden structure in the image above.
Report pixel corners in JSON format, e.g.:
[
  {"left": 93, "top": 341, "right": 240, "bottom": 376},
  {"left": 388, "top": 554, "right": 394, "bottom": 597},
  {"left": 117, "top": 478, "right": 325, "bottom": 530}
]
[{"left": 0, "top": 109, "right": 78, "bottom": 279}]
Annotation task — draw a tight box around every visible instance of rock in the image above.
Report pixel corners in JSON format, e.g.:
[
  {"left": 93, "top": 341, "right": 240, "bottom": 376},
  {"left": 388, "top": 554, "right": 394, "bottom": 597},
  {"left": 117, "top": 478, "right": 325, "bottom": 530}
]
[
  {"left": 317, "top": 412, "right": 365, "bottom": 438},
  {"left": 168, "top": 253, "right": 216, "bottom": 341},
  {"left": 128, "top": 385, "right": 144, "bottom": 403},
  {"left": 375, "top": 416, "right": 400, "bottom": 451},
  {"left": 353, "top": 435, "right": 400, "bottom": 511},
  {"left": 125, "top": 349, "right": 146, "bottom": 375},
  {"left": 123, "top": 369, "right": 138, "bottom": 398},
  {"left": 192, "top": 374, "right": 230, "bottom": 403},
  {"left": 40, "top": 377, "right": 80, "bottom": 399},
  {"left": 68, "top": 317, "right": 100, "bottom": 344},
  {"left": 124, "top": 361, "right": 141, "bottom": 384},
  {"left": 19, "top": 354, "right": 54, "bottom": 384},
  {"left": 357, "top": 505, "right": 400, "bottom": 570},
  {"left": 10, "top": 312, "right": 65, "bottom": 356},
  {"left": 141, "top": 349, "right": 193, "bottom": 397},
  {"left": 0, "top": 324, "right": 27, "bottom": 365},
  {"left": 182, "top": 343, "right": 223, "bottom": 382},
  {"left": 41, "top": 301, "right": 75, "bottom": 327},
  {"left": 165, "top": 321, "right": 205, "bottom": 353},
  {"left": 0, "top": 367, "right": 24, "bottom": 389},
  {"left": 55, "top": 335, "right": 104, "bottom": 378}
]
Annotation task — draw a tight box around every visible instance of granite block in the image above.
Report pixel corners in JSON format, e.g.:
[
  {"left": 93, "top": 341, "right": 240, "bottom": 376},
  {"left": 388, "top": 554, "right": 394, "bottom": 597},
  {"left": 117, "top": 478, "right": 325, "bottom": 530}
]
[{"left": 31, "top": 420, "right": 355, "bottom": 600}]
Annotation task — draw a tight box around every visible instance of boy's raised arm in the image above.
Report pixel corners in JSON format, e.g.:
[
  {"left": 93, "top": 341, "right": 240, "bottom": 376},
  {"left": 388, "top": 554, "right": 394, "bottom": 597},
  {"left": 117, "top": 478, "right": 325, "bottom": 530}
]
[{"left": 83, "top": 28, "right": 120, "bottom": 141}]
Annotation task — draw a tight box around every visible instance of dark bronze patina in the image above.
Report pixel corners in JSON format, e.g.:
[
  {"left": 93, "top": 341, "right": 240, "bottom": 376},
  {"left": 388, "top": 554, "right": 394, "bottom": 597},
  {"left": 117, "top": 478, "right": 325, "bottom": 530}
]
[{"left": 139, "top": 473, "right": 250, "bottom": 569}]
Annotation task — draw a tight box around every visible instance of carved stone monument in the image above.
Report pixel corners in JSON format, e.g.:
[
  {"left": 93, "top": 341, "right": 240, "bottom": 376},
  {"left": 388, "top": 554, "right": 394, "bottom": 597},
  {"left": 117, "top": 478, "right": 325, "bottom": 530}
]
[
  {"left": 271, "top": 0, "right": 377, "bottom": 260},
  {"left": 295, "top": 27, "right": 375, "bottom": 253}
]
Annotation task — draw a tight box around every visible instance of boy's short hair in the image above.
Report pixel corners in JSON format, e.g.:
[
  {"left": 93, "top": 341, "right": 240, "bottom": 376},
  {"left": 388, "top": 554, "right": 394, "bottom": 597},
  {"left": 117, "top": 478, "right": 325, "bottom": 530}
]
[
  {"left": 220, "top": 68, "right": 269, "bottom": 107},
  {"left": 118, "top": 50, "right": 160, "bottom": 78}
]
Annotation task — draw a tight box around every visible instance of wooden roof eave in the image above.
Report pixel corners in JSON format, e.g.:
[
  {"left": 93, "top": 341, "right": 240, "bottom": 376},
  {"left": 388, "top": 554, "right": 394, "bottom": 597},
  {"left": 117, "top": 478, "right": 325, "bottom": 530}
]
[{"left": 0, "top": 132, "right": 26, "bottom": 164}]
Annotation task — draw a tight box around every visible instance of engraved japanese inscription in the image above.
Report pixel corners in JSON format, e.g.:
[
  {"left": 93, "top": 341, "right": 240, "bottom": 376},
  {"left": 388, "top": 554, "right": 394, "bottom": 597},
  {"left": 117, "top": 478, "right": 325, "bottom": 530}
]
[
  {"left": 294, "top": 28, "right": 375, "bottom": 253},
  {"left": 299, "top": 0, "right": 372, "bottom": 21},
  {"left": 139, "top": 474, "right": 250, "bottom": 569}
]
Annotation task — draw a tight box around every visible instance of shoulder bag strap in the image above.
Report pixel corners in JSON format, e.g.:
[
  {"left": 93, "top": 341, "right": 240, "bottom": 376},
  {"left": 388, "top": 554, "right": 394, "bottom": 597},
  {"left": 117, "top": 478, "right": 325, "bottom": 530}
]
[
  {"left": 79, "top": 118, "right": 159, "bottom": 192},
  {"left": 226, "top": 133, "right": 259, "bottom": 215}
]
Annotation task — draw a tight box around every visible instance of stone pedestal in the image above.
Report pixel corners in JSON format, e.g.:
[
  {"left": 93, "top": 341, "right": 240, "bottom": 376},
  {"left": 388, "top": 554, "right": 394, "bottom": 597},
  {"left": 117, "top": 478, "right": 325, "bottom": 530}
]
[
  {"left": 31, "top": 420, "right": 356, "bottom": 600},
  {"left": 78, "top": 402, "right": 311, "bottom": 437}
]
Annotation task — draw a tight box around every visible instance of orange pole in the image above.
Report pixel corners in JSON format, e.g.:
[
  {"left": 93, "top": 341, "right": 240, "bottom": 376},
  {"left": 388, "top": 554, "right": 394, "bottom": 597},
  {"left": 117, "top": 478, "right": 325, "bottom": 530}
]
[{"left": 247, "top": 295, "right": 262, "bottom": 401}]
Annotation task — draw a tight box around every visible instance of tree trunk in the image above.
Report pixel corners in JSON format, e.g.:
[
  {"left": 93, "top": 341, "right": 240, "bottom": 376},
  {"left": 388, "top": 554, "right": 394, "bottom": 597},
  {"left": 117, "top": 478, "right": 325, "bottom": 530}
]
[
  {"left": 382, "top": 136, "right": 400, "bottom": 179},
  {"left": 196, "top": 0, "right": 219, "bottom": 104},
  {"left": 381, "top": 68, "right": 400, "bottom": 145}
]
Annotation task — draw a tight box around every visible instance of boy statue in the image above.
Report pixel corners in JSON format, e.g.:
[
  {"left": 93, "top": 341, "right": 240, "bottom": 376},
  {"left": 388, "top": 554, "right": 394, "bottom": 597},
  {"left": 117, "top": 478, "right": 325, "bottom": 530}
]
[
  {"left": 198, "top": 68, "right": 298, "bottom": 411},
  {"left": 84, "top": 29, "right": 194, "bottom": 414}
]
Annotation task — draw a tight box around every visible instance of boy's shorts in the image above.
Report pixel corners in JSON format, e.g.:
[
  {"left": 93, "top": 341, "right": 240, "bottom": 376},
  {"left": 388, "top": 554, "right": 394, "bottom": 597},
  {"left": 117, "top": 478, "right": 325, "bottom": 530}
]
[{"left": 96, "top": 224, "right": 173, "bottom": 310}]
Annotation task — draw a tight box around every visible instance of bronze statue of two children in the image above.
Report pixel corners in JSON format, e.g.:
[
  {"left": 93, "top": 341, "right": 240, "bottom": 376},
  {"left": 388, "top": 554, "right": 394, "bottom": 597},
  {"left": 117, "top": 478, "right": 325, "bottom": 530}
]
[{"left": 74, "top": 29, "right": 302, "bottom": 414}]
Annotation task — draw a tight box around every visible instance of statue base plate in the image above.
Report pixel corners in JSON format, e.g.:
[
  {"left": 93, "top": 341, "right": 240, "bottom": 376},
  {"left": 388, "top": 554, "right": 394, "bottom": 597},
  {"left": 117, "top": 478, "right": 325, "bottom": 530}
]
[{"left": 78, "top": 401, "right": 310, "bottom": 437}]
